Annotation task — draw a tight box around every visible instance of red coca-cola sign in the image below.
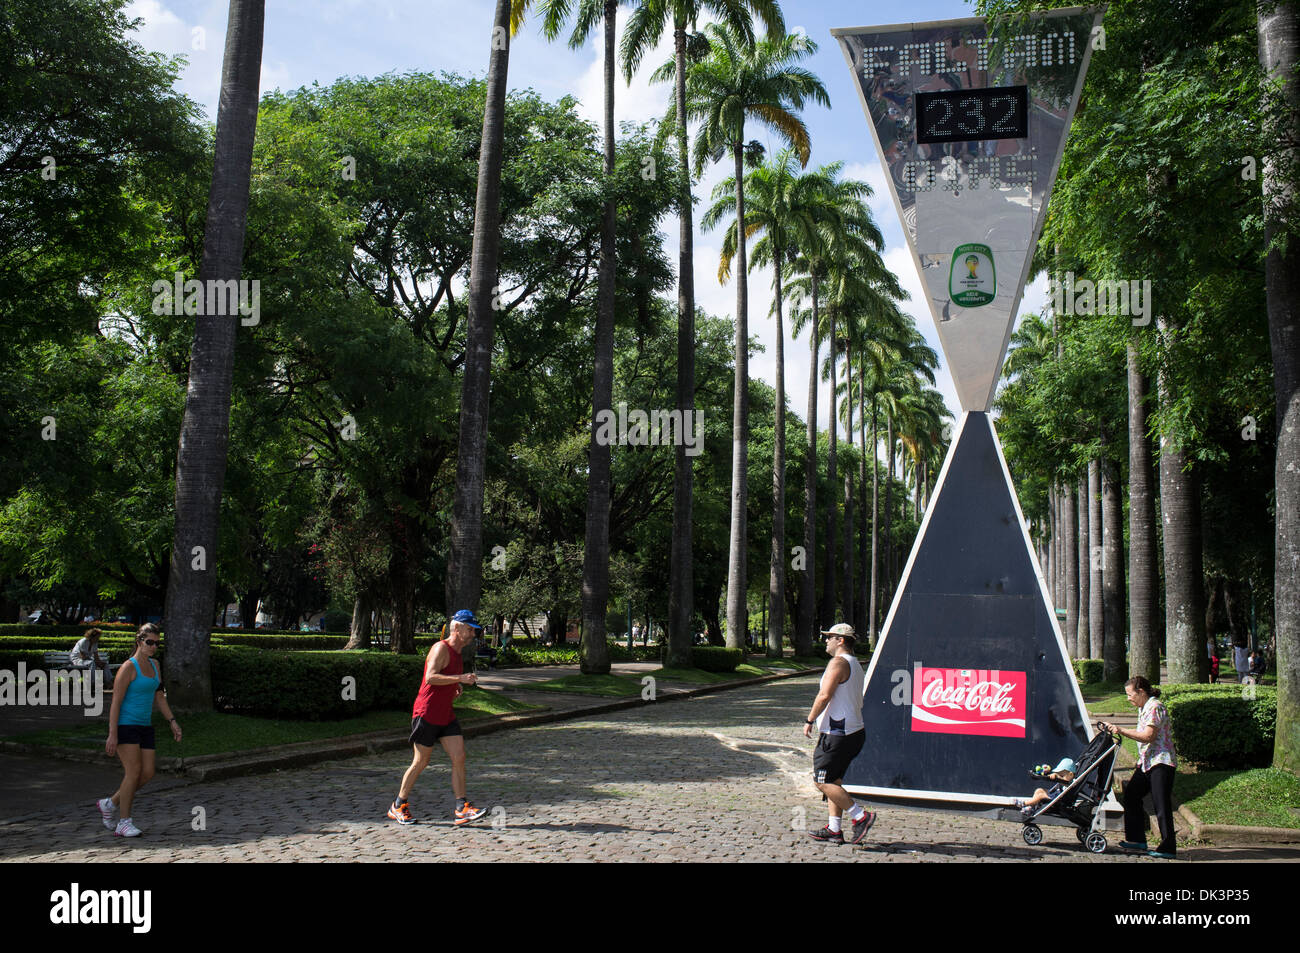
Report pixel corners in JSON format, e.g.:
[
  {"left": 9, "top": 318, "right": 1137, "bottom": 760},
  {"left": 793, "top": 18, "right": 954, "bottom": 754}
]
[{"left": 911, "top": 667, "right": 1027, "bottom": 738}]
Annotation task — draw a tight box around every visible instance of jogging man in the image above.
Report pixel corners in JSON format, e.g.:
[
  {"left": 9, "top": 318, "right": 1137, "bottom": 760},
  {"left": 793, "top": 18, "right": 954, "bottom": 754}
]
[
  {"left": 804, "top": 622, "right": 875, "bottom": 845},
  {"left": 388, "top": 609, "right": 488, "bottom": 826}
]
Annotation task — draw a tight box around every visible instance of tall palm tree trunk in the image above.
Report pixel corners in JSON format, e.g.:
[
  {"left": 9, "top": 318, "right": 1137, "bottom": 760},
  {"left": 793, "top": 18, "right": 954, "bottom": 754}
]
[
  {"left": 797, "top": 280, "right": 819, "bottom": 657},
  {"left": 1258, "top": 0, "right": 1300, "bottom": 771},
  {"left": 667, "top": 18, "right": 695, "bottom": 669},
  {"left": 1048, "top": 483, "right": 1058, "bottom": 609},
  {"left": 884, "top": 408, "right": 893, "bottom": 600},
  {"left": 767, "top": 246, "right": 786, "bottom": 658},
  {"left": 1076, "top": 476, "right": 1089, "bottom": 659},
  {"left": 842, "top": 341, "right": 854, "bottom": 631},
  {"left": 856, "top": 369, "right": 869, "bottom": 644},
  {"left": 579, "top": 1, "right": 617, "bottom": 674},
  {"left": 821, "top": 308, "right": 838, "bottom": 626},
  {"left": 161, "top": 0, "right": 264, "bottom": 712},
  {"left": 1101, "top": 450, "right": 1127, "bottom": 682},
  {"left": 869, "top": 394, "right": 879, "bottom": 648},
  {"left": 1088, "top": 459, "right": 1104, "bottom": 659},
  {"left": 1128, "top": 342, "right": 1160, "bottom": 683},
  {"left": 448, "top": 0, "right": 514, "bottom": 614},
  {"left": 1063, "top": 481, "right": 1079, "bottom": 658},
  {"left": 724, "top": 141, "right": 750, "bottom": 650},
  {"left": 1158, "top": 318, "right": 1207, "bottom": 685}
]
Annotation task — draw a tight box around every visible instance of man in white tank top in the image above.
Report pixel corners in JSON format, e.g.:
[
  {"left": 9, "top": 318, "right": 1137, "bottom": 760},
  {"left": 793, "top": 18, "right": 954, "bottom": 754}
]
[{"left": 803, "top": 623, "right": 875, "bottom": 845}]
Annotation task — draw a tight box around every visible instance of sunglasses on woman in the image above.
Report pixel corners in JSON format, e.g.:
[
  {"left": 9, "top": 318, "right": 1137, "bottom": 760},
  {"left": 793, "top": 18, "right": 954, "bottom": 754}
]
[{"left": 142, "top": 639, "right": 160, "bottom": 647}]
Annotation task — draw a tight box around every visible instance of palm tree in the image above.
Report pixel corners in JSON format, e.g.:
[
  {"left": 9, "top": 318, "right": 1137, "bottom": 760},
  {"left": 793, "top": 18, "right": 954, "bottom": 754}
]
[
  {"left": 539, "top": 0, "right": 629, "bottom": 674},
  {"left": 625, "top": 0, "right": 785, "bottom": 672},
  {"left": 1128, "top": 339, "right": 1159, "bottom": 683},
  {"left": 783, "top": 169, "right": 884, "bottom": 650},
  {"left": 705, "top": 150, "right": 838, "bottom": 657},
  {"left": 1257, "top": 0, "right": 1299, "bottom": 771},
  {"left": 687, "top": 21, "right": 826, "bottom": 650},
  {"left": 161, "top": 0, "right": 264, "bottom": 711},
  {"left": 447, "top": 0, "right": 532, "bottom": 617},
  {"left": 805, "top": 241, "right": 904, "bottom": 629}
]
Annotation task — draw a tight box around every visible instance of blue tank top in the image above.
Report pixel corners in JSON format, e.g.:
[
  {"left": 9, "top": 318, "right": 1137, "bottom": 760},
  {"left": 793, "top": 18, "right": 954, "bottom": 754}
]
[{"left": 120, "top": 657, "right": 160, "bottom": 726}]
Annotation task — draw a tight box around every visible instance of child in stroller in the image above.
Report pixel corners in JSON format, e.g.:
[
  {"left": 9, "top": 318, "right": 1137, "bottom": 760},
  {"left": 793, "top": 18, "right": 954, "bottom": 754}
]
[
  {"left": 1012, "top": 726, "right": 1120, "bottom": 853},
  {"left": 1014, "top": 758, "right": 1076, "bottom": 821}
]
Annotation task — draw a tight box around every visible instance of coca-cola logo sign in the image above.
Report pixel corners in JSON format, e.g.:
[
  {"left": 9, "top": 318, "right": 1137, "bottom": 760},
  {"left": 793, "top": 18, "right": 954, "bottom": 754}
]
[{"left": 911, "top": 667, "right": 1027, "bottom": 738}]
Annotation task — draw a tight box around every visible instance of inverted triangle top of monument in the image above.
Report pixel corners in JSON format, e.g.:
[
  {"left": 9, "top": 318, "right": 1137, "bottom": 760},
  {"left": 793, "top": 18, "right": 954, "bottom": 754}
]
[{"left": 832, "top": 7, "right": 1103, "bottom": 412}]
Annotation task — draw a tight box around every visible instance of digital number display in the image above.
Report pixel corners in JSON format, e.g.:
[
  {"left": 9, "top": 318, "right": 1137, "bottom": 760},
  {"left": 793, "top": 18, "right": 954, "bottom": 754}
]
[{"left": 915, "top": 85, "right": 1028, "bottom": 144}]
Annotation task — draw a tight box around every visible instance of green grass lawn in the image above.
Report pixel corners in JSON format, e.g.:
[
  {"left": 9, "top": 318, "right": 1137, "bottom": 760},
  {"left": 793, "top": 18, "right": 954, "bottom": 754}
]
[
  {"left": 742, "top": 657, "right": 803, "bottom": 670},
  {"left": 0, "top": 686, "right": 542, "bottom": 758},
  {"left": 527, "top": 673, "right": 644, "bottom": 697},
  {"left": 1080, "top": 680, "right": 1130, "bottom": 712},
  {"left": 1176, "top": 768, "right": 1300, "bottom": 830}
]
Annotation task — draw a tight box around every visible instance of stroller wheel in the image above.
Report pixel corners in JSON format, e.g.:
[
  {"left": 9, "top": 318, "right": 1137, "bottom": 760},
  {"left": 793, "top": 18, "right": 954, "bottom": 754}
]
[
  {"left": 1022, "top": 824, "right": 1043, "bottom": 846},
  {"left": 1085, "top": 832, "right": 1107, "bottom": 854},
  {"left": 1076, "top": 827, "right": 1087, "bottom": 843}
]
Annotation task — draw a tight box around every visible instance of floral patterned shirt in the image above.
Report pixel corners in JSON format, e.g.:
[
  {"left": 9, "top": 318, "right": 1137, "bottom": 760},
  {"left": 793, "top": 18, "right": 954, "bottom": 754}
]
[{"left": 1137, "top": 696, "right": 1176, "bottom": 771}]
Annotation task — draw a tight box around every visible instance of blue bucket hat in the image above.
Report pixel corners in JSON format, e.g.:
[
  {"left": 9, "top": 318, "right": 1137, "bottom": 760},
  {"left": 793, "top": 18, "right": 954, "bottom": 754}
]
[{"left": 450, "top": 609, "right": 483, "bottom": 630}]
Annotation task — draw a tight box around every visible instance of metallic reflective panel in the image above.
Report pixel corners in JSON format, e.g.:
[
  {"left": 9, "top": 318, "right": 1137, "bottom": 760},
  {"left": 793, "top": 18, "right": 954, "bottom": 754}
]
[{"left": 832, "top": 8, "right": 1103, "bottom": 411}]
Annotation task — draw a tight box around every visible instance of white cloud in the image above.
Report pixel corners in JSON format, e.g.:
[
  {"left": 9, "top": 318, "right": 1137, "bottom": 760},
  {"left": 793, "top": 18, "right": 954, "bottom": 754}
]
[{"left": 572, "top": 8, "right": 675, "bottom": 131}]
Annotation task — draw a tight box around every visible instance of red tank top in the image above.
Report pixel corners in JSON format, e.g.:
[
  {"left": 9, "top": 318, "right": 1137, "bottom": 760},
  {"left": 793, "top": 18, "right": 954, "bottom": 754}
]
[{"left": 412, "top": 640, "right": 461, "bottom": 725}]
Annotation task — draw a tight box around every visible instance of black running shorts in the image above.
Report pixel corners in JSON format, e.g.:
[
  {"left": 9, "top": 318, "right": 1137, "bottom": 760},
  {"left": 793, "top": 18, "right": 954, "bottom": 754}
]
[
  {"left": 813, "top": 729, "right": 865, "bottom": 784},
  {"left": 409, "top": 717, "right": 462, "bottom": 747},
  {"left": 116, "top": 725, "right": 156, "bottom": 749}
]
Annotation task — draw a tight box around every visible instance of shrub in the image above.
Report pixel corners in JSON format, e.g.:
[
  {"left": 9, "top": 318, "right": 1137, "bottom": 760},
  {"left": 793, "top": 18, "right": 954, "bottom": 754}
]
[
  {"left": 1163, "top": 685, "right": 1277, "bottom": 768},
  {"left": 498, "top": 645, "right": 579, "bottom": 667},
  {"left": 1074, "top": 659, "right": 1104, "bottom": 683},
  {"left": 320, "top": 610, "right": 352, "bottom": 634},
  {"left": 691, "top": 646, "right": 743, "bottom": 672},
  {"left": 210, "top": 646, "right": 424, "bottom": 719},
  {"left": 213, "top": 633, "right": 349, "bottom": 650}
]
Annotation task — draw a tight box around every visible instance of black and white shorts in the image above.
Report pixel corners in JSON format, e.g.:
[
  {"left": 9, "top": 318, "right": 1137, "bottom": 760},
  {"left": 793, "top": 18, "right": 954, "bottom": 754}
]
[
  {"left": 409, "top": 717, "right": 462, "bottom": 748},
  {"left": 813, "top": 729, "right": 865, "bottom": 784}
]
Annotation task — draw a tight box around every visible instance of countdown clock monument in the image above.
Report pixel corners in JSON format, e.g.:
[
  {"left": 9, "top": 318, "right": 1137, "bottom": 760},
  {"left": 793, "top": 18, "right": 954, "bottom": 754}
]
[{"left": 831, "top": 7, "right": 1108, "bottom": 813}]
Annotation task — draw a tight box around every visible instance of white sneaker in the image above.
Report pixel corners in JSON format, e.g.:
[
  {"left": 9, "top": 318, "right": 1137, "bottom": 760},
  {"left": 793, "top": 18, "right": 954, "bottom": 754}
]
[
  {"left": 114, "top": 818, "right": 142, "bottom": 838},
  {"left": 97, "top": 797, "right": 117, "bottom": 830}
]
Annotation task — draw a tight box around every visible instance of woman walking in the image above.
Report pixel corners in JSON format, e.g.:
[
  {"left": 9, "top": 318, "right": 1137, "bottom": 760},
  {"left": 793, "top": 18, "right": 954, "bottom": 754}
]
[
  {"left": 97, "top": 623, "right": 181, "bottom": 837},
  {"left": 1099, "top": 676, "right": 1177, "bottom": 859}
]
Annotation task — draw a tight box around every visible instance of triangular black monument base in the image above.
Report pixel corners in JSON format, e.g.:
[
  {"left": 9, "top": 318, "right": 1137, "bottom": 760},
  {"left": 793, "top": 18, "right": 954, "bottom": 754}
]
[{"left": 844, "top": 412, "right": 1091, "bottom": 812}]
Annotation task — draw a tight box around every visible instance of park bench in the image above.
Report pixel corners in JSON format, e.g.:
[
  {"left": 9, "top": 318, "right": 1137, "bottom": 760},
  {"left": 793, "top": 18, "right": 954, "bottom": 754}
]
[{"left": 41, "top": 651, "right": 121, "bottom": 679}]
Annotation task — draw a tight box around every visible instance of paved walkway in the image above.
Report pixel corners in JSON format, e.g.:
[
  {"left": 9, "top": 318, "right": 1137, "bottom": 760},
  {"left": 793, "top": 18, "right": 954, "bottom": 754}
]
[{"left": 5, "top": 678, "right": 1294, "bottom": 863}]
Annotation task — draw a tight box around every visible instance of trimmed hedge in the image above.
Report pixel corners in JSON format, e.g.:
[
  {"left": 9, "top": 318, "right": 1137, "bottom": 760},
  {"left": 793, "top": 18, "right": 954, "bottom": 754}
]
[
  {"left": 1073, "top": 659, "right": 1105, "bottom": 683},
  {"left": 1161, "top": 683, "right": 1277, "bottom": 768},
  {"left": 691, "top": 646, "right": 743, "bottom": 672},
  {"left": 212, "top": 634, "right": 350, "bottom": 651},
  {"left": 210, "top": 646, "right": 425, "bottom": 719}
]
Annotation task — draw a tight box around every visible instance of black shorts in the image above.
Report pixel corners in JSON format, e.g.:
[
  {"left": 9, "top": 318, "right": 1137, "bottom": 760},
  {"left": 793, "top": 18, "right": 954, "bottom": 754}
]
[
  {"left": 409, "top": 717, "right": 462, "bottom": 747},
  {"left": 813, "top": 730, "right": 865, "bottom": 784},
  {"left": 117, "top": 725, "right": 156, "bottom": 749}
]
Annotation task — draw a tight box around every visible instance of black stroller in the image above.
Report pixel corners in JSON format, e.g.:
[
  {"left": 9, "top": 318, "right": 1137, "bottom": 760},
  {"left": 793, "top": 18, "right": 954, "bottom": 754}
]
[{"left": 1017, "top": 725, "right": 1120, "bottom": 854}]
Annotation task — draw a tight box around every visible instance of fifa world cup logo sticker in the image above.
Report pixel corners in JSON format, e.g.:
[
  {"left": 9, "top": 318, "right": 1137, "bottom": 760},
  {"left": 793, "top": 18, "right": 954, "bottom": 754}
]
[{"left": 950, "top": 242, "right": 996, "bottom": 308}]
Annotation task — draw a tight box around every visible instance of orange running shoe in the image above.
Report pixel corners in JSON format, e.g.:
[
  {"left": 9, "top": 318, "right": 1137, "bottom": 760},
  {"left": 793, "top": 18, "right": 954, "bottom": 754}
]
[
  {"left": 387, "top": 800, "right": 415, "bottom": 825},
  {"left": 454, "top": 802, "right": 486, "bottom": 825}
]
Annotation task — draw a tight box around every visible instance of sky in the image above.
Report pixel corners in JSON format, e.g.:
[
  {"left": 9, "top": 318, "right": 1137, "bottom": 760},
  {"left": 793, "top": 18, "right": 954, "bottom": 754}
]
[{"left": 124, "top": 0, "right": 1056, "bottom": 439}]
